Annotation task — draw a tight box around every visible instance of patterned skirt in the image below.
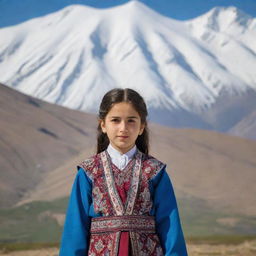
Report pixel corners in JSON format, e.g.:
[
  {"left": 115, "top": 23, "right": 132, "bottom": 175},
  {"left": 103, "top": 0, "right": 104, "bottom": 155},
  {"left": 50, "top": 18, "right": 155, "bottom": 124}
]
[{"left": 88, "top": 215, "right": 164, "bottom": 256}]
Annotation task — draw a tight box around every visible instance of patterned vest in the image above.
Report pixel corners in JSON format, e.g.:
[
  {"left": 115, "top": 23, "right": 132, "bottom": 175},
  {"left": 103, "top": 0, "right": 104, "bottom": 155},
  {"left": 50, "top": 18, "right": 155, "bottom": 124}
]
[{"left": 78, "top": 150, "right": 166, "bottom": 256}]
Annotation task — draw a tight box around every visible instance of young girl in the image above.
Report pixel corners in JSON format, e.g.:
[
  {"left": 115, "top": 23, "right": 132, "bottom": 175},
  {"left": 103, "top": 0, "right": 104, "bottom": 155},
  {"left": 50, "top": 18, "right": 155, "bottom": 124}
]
[{"left": 59, "top": 88, "right": 188, "bottom": 256}]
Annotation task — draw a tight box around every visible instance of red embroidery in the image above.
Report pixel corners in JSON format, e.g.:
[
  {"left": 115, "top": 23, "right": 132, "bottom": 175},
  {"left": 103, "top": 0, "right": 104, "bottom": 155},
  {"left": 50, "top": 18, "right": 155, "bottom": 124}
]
[
  {"left": 89, "top": 232, "right": 120, "bottom": 256},
  {"left": 91, "top": 215, "right": 156, "bottom": 233},
  {"left": 112, "top": 164, "right": 132, "bottom": 205},
  {"left": 78, "top": 150, "right": 165, "bottom": 256},
  {"left": 79, "top": 154, "right": 114, "bottom": 216},
  {"left": 130, "top": 232, "right": 163, "bottom": 256}
]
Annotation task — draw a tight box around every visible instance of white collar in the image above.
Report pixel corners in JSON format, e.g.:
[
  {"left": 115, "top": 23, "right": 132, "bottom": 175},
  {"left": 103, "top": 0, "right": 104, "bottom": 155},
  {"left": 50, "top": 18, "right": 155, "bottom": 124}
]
[{"left": 107, "top": 144, "right": 137, "bottom": 170}]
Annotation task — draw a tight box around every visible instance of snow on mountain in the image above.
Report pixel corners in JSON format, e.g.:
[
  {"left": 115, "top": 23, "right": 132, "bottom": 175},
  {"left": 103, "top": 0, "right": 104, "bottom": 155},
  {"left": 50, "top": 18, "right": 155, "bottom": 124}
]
[
  {"left": 187, "top": 6, "right": 256, "bottom": 88},
  {"left": 0, "top": 1, "right": 256, "bottom": 133},
  {"left": 229, "top": 110, "right": 256, "bottom": 140}
]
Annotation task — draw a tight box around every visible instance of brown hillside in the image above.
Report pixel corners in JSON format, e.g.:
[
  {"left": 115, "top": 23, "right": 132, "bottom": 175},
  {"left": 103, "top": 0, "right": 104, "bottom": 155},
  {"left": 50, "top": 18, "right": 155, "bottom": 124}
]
[
  {"left": 1, "top": 83, "right": 256, "bottom": 217},
  {"left": 0, "top": 83, "right": 96, "bottom": 207}
]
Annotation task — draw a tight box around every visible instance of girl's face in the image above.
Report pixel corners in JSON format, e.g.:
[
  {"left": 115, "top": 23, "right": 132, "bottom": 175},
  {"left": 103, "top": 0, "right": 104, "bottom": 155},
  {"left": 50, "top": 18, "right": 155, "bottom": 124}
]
[{"left": 100, "top": 102, "right": 145, "bottom": 154}]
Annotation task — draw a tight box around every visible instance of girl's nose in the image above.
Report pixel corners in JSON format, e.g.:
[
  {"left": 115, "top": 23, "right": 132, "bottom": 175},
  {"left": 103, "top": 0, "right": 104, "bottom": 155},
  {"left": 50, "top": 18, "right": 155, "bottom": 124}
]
[{"left": 120, "top": 120, "right": 128, "bottom": 131}]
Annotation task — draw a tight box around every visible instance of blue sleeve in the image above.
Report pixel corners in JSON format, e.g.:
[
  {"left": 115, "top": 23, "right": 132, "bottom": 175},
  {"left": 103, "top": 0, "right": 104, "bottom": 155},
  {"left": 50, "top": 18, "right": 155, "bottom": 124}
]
[
  {"left": 152, "top": 168, "right": 188, "bottom": 256},
  {"left": 59, "top": 168, "right": 92, "bottom": 256}
]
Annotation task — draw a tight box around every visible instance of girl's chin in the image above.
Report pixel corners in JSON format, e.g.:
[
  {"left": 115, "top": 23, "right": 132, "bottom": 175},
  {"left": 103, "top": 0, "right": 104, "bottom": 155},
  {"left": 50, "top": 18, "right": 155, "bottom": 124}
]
[{"left": 112, "top": 144, "right": 135, "bottom": 154}]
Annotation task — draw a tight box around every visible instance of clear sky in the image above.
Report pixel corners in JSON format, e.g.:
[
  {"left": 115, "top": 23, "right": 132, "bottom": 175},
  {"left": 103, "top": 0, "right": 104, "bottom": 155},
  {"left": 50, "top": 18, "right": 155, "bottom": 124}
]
[
  {"left": 143, "top": 0, "right": 256, "bottom": 20},
  {"left": 0, "top": 0, "right": 255, "bottom": 27}
]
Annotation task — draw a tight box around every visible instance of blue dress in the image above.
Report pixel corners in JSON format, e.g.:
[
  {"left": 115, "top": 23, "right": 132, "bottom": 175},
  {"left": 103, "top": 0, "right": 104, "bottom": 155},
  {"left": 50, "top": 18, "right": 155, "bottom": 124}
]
[{"left": 59, "top": 151, "right": 188, "bottom": 256}]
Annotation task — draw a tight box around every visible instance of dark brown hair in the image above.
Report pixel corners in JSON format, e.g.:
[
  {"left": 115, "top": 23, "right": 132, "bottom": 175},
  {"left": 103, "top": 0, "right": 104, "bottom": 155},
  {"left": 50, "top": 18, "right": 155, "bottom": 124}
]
[{"left": 97, "top": 88, "right": 149, "bottom": 154}]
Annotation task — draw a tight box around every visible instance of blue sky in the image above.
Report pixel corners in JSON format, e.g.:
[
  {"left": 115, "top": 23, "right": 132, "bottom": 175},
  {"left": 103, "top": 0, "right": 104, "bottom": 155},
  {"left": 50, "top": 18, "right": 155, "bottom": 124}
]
[
  {"left": 0, "top": 0, "right": 255, "bottom": 27},
  {"left": 145, "top": 0, "right": 256, "bottom": 19}
]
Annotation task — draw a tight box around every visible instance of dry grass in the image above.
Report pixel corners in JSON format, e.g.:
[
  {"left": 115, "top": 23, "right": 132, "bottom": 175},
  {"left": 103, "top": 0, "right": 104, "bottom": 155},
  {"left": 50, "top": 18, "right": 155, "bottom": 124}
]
[
  {"left": 0, "top": 240, "right": 256, "bottom": 256},
  {"left": 0, "top": 248, "right": 58, "bottom": 256},
  {"left": 187, "top": 239, "right": 256, "bottom": 256}
]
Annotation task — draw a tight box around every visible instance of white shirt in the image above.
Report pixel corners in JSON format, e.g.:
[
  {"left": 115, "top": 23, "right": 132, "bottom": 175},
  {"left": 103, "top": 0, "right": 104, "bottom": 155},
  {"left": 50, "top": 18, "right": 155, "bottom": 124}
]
[{"left": 107, "top": 144, "right": 137, "bottom": 170}]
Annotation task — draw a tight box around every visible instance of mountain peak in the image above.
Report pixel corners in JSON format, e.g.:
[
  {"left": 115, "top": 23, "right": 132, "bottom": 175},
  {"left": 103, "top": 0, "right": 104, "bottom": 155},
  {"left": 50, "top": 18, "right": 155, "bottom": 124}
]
[
  {"left": 111, "top": 0, "right": 165, "bottom": 22},
  {"left": 199, "top": 6, "right": 252, "bottom": 31},
  {"left": 0, "top": 3, "right": 256, "bottom": 135}
]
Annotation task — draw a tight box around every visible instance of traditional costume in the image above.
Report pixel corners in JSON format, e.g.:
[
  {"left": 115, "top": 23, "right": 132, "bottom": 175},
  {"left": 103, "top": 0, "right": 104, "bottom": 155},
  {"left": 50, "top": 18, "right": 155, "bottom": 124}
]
[{"left": 59, "top": 145, "right": 188, "bottom": 255}]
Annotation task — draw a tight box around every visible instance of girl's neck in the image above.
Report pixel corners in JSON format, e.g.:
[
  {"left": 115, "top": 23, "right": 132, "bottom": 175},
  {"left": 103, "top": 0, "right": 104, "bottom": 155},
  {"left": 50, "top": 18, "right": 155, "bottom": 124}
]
[{"left": 108, "top": 143, "right": 136, "bottom": 155}]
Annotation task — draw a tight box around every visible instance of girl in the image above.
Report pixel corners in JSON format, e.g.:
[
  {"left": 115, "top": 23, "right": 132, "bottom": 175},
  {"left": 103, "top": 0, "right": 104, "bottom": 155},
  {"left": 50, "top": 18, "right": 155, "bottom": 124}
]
[{"left": 59, "top": 88, "right": 188, "bottom": 256}]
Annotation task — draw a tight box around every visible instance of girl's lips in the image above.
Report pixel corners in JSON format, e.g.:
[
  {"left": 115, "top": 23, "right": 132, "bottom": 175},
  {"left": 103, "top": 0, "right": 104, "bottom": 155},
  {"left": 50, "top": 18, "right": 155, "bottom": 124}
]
[{"left": 118, "top": 136, "right": 129, "bottom": 139}]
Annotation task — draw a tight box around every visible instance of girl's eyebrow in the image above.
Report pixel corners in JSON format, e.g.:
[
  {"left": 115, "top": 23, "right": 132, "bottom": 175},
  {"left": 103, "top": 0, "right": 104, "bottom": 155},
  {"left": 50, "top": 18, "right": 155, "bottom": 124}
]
[
  {"left": 127, "top": 116, "right": 138, "bottom": 119},
  {"left": 109, "top": 116, "right": 138, "bottom": 119}
]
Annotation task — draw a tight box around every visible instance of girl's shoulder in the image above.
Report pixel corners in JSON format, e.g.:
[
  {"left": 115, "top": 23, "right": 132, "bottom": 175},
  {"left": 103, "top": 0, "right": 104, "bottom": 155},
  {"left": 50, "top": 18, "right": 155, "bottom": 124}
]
[
  {"left": 77, "top": 153, "right": 102, "bottom": 180},
  {"left": 141, "top": 152, "right": 166, "bottom": 179}
]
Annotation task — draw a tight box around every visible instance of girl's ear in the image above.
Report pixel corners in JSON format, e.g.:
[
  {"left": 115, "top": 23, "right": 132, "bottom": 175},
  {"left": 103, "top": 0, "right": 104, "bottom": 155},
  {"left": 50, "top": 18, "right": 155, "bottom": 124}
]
[
  {"left": 100, "top": 119, "right": 106, "bottom": 133},
  {"left": 139, "top": 123, "right": 145, "bottom": 135}
]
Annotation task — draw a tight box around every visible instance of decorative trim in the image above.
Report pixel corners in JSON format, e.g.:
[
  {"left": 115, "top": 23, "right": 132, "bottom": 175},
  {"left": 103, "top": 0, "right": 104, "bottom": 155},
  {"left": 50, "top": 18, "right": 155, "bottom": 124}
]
[
  {"left": 125, "top": 151, "right": 142, "bottom": 215},
  {"left": 91, "top": 215, "right": 156, "bottom": 234},
  {"left": 130, "top": 231, "right": 139, "bottom": 255},
  {"left": 101, "top": 150, "right": 143, "bottom": 216},
  {"left": 113, "top": 231, "right": 121, "bottom": 256},
  {"left": 101, "top": 151, "right": 124, "bottom": 216}
]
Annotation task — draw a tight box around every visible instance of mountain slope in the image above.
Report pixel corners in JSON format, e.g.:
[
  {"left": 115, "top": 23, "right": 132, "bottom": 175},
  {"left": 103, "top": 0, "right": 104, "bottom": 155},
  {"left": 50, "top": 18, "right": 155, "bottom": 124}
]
[
  {"left": 0, "top": 83, "right": 96, "bottom": 207},
  {"left": 1, "top": 82, "right": 256, "bottom": 241},
  {"left": 0, "top": 2, "right": 256, "bottom": 137},
  {"left": 1, "top": 83, "right": 255, "bottom": 216},
  {"left": 228, "top": 110, "right": 256, "bottom": 140},
  {"left": 19, "top": 122, "right": 256, "bottom": 217}
]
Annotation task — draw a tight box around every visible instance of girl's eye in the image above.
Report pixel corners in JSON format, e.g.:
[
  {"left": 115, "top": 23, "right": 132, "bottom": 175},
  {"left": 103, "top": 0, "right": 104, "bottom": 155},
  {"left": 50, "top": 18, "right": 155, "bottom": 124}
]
[
  {"left": 128, "top": 119, "right": 135, "bottom": 123},
  {"left": 111, "top": 119, "right": 119, "bottom": 122}
]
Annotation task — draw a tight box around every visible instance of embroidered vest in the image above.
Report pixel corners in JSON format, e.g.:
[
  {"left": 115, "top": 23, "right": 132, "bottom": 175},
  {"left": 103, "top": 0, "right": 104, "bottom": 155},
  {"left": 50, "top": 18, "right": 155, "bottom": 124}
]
[{"left": 78, "top": 150, "right": 165, "bottom": 256}]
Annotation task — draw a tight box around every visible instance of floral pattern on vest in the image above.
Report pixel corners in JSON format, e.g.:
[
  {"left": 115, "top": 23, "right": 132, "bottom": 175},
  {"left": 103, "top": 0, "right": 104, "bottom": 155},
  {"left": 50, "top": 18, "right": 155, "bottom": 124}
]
[{"left": 78, "top": 150, "right": 166, "bottom": 256}]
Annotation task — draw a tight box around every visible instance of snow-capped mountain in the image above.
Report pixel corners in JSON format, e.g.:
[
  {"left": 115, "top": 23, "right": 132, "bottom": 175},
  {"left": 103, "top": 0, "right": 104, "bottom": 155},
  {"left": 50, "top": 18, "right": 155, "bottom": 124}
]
[{"left": 0, "top": 1, "right": 255, "bottom": 134}]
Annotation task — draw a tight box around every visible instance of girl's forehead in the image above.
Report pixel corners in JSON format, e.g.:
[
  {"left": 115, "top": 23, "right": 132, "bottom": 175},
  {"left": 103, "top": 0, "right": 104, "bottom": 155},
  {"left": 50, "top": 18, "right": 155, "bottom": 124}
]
[{"left": 107, "top": 102, "right": 139, "bottom": 116}]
